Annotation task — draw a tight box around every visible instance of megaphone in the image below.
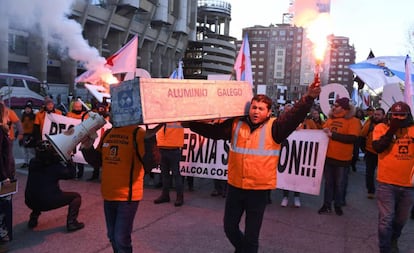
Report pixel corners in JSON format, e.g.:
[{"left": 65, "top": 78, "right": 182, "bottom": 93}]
[{"left": 45, "top": 111, "right": 106, "bottom": 162}]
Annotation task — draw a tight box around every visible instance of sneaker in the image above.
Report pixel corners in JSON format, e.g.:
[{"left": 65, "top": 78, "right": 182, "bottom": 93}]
[
  {"left": 367, "top": 193, "right": 375, "bottom": 199},
  {"left": 280, "top": 197, "right": 288, "bottom": 207},
  {"left": 334, "top": 206, "right": 343, "bottom": 216},
  {"left": 318, "top": 205, "right": 332, "bottom": 214},
  {"left": 294, "top": 197, "right": 301, "bottom": 208},
  {"left": 67, "top": 221, "right": 85, "bottom": 232}
]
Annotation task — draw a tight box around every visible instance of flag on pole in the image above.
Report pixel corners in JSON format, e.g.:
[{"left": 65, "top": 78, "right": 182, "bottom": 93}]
[
  {"left": 404, "top": 55, "right": 414, "bottom": 109},
  {"left": 361, "top": 90, "right": 371, "bottom": 109},
  {"left": 354, "top": 50, "right": 375, "bottom": 89},
  {"left": 169, "top": 60, "right": 184, "bottom": 79},
  {"left": 75, "top": 35, "right": 138, "bottom": 83},
  {"left": 349, "top": 56, "right": 414, "bottom": 91},
  {"left": 351, "top": 87, "right": 360, "bottom": 107},
  {"left": 233, "top": 34, "right": 253, "bottom": 87}
]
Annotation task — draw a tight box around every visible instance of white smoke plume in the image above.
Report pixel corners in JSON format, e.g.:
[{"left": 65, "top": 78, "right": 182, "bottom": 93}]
[{"left": 5, "top": 0, "right": 107, "bottom": 73}]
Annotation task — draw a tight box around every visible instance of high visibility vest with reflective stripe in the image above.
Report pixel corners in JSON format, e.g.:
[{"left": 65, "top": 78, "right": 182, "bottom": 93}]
[
  {"left": 156, "top": 122, "right": 184, "bottom": 148},
  {"left": 228, "top": 118, "right": 280, "bottom": 190}
]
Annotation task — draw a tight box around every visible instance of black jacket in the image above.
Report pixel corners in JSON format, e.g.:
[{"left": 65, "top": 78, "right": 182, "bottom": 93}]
[{"left": 24, "top": 158, "right": 76, "bottom": 210}]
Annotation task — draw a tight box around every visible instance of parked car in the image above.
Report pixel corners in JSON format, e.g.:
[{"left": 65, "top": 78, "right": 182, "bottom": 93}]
[{"left": 0, "top": 73, "right": 47, "bottom": 108}]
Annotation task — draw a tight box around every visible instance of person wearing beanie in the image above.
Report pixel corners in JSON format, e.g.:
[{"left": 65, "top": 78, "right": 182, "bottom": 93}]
[
  {"left": 33, "top": 97, "right": 62, "bottom": 143},
  {"left": 19, "top": 101, "right": 37, "bottom": 168},
  {"left": 372, "top": 101, "right": 414, "bottom": 253},
  {"left": 318, "top": 97, "right": 361, "bottom": 216}
]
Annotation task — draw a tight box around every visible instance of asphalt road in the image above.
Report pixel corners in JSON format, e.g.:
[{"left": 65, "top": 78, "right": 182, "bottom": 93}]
[{"left": 5, "top": 143, "right": 414, "bottom": 253}]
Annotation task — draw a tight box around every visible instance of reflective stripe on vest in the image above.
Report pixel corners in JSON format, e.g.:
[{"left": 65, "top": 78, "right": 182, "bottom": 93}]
[{"left": 231, "top": 120, "right": 280, "bottom": 156}]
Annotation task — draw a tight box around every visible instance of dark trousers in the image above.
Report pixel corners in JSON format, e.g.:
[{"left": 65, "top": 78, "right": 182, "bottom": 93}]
[
  {"left": 223, "top": 185, "right": 269, "bottom": 253},
  {"left": 214, "top": 179, "right": 227, "bottom": 194},
  {"left": 160, "top": 149, "right": 183, "bottom": 194},
  {"left": 365, "top": 151, "right": 378, "bottom": 194},
  {"left": 323, "top": 163, "right": 347, "bottom": 208},
  {"left": 27, "top": 192, "right": 82, "bottom": 224}
]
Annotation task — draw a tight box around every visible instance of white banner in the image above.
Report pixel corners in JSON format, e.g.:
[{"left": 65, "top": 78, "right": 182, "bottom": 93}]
[
  {"left": 276, "top": 130, "right": 329, "bottom": 195},
  {"left": 179, "top": 129, "right": 328, "bottom": 195},
  {"left": 180, "top": 129, "right": 230, "bottom": 180},
  {"left": 42, "top": 113, "right": 111, "bottom": 164}
]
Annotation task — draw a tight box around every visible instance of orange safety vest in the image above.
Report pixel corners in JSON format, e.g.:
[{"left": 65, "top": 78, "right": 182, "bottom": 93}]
[
  {"left": 228, "top": 118, "right": 280, "bottom": 190},
  {"left": 156, "top": 122, "right": 184, "bottom": 148},
  {"left": 98, "top": 125, "right": 146, "bottom": 201},
  {"left": 34, "top": 109, "right": 62, "bottom": 133},
  {"left": 373, "top": 123, "right": 414, "bottom": 187}
]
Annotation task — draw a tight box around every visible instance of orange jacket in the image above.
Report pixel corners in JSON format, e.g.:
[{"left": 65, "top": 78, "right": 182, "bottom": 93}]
[
  {"left": 156, "top": 122, "right": 184, "bottom": 148},
  {"left": 66, "top": 111, "right": 88, "bottom": 120},
  {"left": 34, "top": 109, "right": 62, "bottom": 133},
  {"left": 373, "top": 123, "right": 414, "bottom": 187},
  {"left": 228, "top": 118, "right": 280, "bottom": 190},
  {"left": 98, "top": 125, "right": 146, "bottom": 201},
  {"left": 7, "top": 108, "right": 20, "bottom": 140},
  {"left": 324, "top": 117, "right": 361, "bottom": 162}
]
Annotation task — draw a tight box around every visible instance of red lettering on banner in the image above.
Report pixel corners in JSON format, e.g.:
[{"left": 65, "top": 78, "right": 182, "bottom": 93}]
[{"left": 217, "top": 88, "right": 242, "bottom": 96}]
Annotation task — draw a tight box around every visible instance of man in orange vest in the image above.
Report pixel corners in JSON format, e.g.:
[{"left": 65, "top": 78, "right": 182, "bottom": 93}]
[
  {"left": 360, "top": 107, "right": 386, "bottom": 199},
  {"left": 153, "top": 122, "right": 185, "bottom": 206},
  {"left": 188, "top": 79, "right": 321, "bottom": 253}
]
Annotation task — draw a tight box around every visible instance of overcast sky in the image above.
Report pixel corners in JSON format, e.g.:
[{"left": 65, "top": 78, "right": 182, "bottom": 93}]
[{"left": 226, "top": 0, "right": 414, "bottom": 62}]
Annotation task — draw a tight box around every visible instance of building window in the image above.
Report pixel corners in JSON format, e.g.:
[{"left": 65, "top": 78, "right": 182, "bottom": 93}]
[
  {"left": 8, "top": 34, "right": 28, "bottom": 56},
  {"left": 252, "top": 44, "right": 257, "bottom": 48}
]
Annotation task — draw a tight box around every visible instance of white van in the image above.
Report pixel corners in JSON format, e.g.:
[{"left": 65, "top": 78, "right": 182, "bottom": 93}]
[{"left": 0, "top": 73, "right": 47, "bottom": 108}]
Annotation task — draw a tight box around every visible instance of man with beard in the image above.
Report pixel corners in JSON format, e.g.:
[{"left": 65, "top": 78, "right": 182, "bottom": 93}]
[
  {"left": 187, "top": 79, "right": 321, "bottom": 253},
  {"left": 360, "top": 107, "right": 386, "bottom": 199}
]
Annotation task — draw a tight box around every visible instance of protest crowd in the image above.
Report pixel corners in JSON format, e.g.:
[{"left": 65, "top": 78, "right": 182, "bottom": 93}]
[{"left": 1, "top": 80, "right": 414, "bottom": 253}]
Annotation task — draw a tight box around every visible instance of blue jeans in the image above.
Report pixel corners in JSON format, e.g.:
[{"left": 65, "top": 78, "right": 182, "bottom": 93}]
[
  {"left": 376, "top": 183, "right": 414, "bottom": 253},
  {"left": 104, "top": 200, "right": 139, "bottom": 253},
  {"left": 322, "top": 163, "right": 347, "bottom": 208},
  {"left": 223, "top": 185, "right": 269, "bottom": 253},
  {"left": 160, "top": 148, "right": 183, "bottom": 194}
]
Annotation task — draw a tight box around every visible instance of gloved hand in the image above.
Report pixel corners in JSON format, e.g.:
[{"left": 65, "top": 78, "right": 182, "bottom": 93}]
[{"left": 387, "top": 118, "right": 404, "bottom": 135}]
